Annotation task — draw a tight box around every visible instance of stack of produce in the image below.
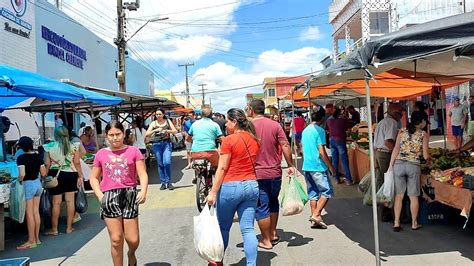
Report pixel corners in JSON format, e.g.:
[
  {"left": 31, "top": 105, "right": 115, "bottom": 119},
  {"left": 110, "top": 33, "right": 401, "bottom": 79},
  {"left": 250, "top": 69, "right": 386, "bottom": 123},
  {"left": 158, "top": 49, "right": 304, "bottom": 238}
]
[
  {"left": 430, "top": 168, "right": 464, "bottom": 187},
  {"left": 0, "top": 171, "right": 11, "bottom": 184}
]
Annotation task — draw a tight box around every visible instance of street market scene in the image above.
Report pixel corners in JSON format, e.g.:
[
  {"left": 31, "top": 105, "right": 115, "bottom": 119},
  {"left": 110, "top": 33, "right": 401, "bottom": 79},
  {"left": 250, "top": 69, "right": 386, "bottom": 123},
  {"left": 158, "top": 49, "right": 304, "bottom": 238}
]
[{"left": 1, "top": 0, "right": 474, "bottom": 265}]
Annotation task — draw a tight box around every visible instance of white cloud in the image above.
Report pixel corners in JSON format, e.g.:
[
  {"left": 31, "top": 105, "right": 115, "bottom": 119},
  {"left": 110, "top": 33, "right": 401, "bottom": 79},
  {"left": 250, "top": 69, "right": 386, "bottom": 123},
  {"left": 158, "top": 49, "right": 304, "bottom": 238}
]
[
  {"left": 299, "top": 26, "right": 324, "bottom": 41},
  {"left": 170, "top": 47, "right": 331, "bottom": 113}
]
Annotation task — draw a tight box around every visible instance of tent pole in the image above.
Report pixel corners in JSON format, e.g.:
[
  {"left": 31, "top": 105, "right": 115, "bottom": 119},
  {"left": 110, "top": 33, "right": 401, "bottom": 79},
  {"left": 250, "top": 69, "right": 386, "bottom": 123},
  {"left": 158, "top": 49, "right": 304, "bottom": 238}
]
[
  {"left": 364, "top": 71, "right": 381, "bottom": 266},
  {"left": 441, "top": 90, "right": 447, "bottom": 150},
  {"left": 91, "top": 105, "right": 100, "bottom": 150},
  {"left": 61, "top": 101, "right": 68, "bottom": 127},
  {"left": 291, "top": 91, "right": 298, "bottom": 172},
  {"left": 41, "top": 113, "right": 46, "bottom": 144}
]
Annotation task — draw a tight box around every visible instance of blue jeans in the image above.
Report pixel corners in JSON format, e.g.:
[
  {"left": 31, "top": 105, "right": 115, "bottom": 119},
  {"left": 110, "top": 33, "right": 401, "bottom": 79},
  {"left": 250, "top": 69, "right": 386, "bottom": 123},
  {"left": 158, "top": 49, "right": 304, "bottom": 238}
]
[
  {"left": 217, "top": 180, "right": 259, "bottom": 266},
  {"left": 152, "top": 141, "right": 172, "bottom": 184},
  {"left": 330, "top": 139, "right": 353, "bottom": 182}
]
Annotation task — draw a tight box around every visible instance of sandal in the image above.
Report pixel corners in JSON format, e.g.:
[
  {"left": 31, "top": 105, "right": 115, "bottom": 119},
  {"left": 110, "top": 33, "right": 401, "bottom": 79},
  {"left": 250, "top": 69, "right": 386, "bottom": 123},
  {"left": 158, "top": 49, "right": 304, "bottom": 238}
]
[
  {"left": 412, "top": 225, "right": 422, "bottom": 230},
  {"left": 258, "top": 242, "right": 273, "bottom": 250},
  {"left": 393, "top": 226, "right": 402, "bottom": 232},
  {"left": 309, "top": 216, "right": 328, "bottom": 229},
  {"left": 271, "top": 236, "right": 281, "bottom": 246},
  {"left": 16, "top": 243, "right": 37, "bottom": 250},
  {"left": 44, "top": 231, "right": 59, "bottom": 236}
]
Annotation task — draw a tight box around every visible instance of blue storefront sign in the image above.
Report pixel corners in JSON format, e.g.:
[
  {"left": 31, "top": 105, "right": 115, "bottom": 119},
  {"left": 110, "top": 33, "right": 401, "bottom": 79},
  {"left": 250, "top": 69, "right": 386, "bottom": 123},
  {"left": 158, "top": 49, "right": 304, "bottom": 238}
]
[{"left": 41, "top": 25, "right": 87, "bottom": 70}]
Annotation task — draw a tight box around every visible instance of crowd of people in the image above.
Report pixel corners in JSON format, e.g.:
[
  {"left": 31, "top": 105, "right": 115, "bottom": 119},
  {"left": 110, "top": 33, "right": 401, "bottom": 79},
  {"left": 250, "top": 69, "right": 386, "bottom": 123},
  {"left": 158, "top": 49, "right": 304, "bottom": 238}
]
[{"left": 14, "top": 96, "right": 465, "bottom": 265}]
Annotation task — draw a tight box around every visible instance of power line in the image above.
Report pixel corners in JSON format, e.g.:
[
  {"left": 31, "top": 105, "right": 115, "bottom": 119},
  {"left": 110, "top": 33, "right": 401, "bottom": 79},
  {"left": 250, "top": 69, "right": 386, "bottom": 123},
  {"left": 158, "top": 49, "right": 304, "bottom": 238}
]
[{"left": 129, "top": 1, "right": 240, "bottom": 18}]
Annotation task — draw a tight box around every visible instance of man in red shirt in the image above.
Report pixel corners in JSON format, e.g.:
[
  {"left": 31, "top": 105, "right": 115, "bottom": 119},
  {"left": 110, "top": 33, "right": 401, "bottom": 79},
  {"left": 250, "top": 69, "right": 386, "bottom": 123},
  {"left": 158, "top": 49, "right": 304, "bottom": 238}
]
[
  {"left": 292, "top": 111, "right": 306, "bottom": 156},
  {"left": 247, "top": 100, "right": 295, "bottom": 250}
]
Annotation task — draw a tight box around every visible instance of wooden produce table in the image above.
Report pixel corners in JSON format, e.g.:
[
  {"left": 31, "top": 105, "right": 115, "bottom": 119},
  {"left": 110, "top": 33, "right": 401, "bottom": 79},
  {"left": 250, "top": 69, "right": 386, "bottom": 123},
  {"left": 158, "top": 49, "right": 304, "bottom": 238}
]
[
  {"left": 349, "top": 146, "right": 370, "bottom": 183},
  {"left": 421, "top": 175, "right": 472, "bottom": 220}
]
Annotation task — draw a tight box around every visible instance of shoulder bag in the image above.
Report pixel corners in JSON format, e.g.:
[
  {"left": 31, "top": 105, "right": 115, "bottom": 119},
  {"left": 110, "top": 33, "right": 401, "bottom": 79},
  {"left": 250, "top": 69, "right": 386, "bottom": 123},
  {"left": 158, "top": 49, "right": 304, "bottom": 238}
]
[
  {"left": 42, "top": 158, "right": 65, "bottom": 189},
  {"left": 166, "top": 119, "right": 179, "bottom": 145},
  {"left": 238, "top": 133, "right": 257, "bottom": 177}
]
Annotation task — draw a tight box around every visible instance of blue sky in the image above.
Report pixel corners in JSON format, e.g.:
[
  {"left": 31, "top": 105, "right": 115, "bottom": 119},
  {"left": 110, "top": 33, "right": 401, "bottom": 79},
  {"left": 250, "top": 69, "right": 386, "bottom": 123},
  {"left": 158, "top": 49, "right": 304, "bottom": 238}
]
[{"left": 58, "top": 0, "right": 334, "bottom": 112}]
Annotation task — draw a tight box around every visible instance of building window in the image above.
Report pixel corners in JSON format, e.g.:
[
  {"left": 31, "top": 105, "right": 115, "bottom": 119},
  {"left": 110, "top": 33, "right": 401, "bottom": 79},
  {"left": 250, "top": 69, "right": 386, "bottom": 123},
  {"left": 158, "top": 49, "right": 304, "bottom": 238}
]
[
  {"left": 369, "top": 11, "right": 390, "bottom": 35},
  {"left": 268, "top": 88, "right": 276, "bottom": 97}
]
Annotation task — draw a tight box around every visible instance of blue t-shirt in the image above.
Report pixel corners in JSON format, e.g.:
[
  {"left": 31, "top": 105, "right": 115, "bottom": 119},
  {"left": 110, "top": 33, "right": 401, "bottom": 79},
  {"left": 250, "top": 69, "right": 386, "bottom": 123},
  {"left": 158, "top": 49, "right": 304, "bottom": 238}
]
[
  {"left": 301, "top": 123, "right": 328, "bottom": 172},
  {"left": 183, "top": 120, "right": 194, "bottom": 134},
  {"left": 188, "top": 118, "right": 223, "bottom": 152}
]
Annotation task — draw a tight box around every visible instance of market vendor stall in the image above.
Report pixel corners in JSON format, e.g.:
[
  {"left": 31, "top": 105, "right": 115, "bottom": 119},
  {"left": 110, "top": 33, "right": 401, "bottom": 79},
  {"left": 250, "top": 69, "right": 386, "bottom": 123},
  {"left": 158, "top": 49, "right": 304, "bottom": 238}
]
[{"left": 289, "top": 11, "right": 474, "bottom": 264}]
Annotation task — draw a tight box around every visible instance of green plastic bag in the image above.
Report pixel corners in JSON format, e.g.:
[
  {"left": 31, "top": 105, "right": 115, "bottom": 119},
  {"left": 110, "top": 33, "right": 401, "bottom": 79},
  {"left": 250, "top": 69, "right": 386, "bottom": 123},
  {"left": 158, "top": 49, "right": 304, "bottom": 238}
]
[{"left": 281, "top": 177, "right": 308, "bottom": 216}]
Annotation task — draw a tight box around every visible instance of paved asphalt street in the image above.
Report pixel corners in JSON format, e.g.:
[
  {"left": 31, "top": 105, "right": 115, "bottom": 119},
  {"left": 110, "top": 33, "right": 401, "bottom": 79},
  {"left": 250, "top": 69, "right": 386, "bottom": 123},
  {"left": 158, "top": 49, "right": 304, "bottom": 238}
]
[{"left": 1, "top": 150, "right": 474, "bottom": 265}]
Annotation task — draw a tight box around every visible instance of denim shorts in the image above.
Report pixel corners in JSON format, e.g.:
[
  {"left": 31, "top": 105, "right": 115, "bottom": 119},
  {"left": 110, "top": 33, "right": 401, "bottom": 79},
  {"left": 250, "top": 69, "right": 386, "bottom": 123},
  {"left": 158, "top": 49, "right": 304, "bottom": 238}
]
[
  {"left": 304, "top": 171, "right": 334, "bottom": 201},
  {"left": 256, "top": 177, "right": 282, "bottom": 221},
  {"left": 293, "top": 132, "right": 302, "bottom": 141},
  {"left": 24, "top": 178, "right": 43, "bottom": 200},
  {"left": 452, "top": 125, "right": 463, "bottom": 136}
]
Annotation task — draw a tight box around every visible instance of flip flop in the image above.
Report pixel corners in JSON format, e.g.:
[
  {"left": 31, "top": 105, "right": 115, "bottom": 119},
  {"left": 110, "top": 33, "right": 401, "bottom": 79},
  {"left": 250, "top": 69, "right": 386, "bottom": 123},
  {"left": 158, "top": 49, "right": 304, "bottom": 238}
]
[
  {"left": 16, "top": 243, "right": 37, "bottom": 250},
  {"left": 44, "top": 231, "right": 59, "bottom": 236},
  {"left": 309, "top": 216, "right": 328, "bottom": 229},
  {"left": 393, "top": 226, "right": 402, "bottom": 232},
  {"left": 258, "top": 242, "right": 273, "bottom": 250},
  {"left": 412, "top": 225, "right": 422, "bottom": 230},
  {"left": 271, "top": 237, "right": 281, "bottom": 246}
]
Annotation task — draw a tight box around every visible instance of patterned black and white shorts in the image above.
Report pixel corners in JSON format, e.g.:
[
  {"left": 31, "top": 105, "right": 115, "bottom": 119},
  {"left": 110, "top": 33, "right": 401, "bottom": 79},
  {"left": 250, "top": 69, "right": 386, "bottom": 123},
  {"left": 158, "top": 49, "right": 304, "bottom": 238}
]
[{"left": 100, "top": 188, "right": 139, "bottom": 219}]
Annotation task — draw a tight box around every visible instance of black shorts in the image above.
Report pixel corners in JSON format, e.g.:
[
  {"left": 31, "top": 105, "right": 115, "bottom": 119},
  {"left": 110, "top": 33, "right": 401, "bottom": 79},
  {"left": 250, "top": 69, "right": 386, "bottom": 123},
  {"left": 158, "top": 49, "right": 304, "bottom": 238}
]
[
  {"left": 47, "top": 170, "right": 78, "bottom": 196},
  {"left": 100, "top": 188, "right": 139, "bottom": 219}
]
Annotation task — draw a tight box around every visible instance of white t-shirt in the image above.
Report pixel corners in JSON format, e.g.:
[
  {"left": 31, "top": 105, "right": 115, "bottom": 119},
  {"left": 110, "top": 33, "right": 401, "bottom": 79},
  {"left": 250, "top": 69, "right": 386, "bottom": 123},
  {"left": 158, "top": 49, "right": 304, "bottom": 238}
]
[
  {"left": 449, "top": 106, "right": 467, "bottom": 126},
  {"left": 132, "top": 127, "right": 147, "bottom": 149}
]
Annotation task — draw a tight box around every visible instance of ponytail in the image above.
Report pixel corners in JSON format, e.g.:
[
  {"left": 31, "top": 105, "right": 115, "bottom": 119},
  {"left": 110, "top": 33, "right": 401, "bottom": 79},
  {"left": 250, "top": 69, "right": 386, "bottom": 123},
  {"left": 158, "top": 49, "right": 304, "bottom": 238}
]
[{"left": 227, "top": 108, "right": 258, "bottom": 140}]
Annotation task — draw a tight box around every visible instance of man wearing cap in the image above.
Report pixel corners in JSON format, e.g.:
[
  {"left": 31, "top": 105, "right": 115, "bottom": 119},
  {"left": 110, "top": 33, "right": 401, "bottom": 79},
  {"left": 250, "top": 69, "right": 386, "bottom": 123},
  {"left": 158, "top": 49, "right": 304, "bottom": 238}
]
[
  {"left": 373, "top": 103, "right": 403, "bottom": 221},
  {"left": 449, "top": 97, "right": 467, "bottom": 150}
]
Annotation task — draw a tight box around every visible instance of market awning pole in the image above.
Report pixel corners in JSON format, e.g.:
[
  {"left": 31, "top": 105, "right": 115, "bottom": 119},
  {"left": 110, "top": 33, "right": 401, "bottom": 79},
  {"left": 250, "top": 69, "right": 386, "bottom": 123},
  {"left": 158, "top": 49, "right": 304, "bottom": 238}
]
[
  {"left": 441, "top": 91, "right": 447, "bottom": 150},
  {"left": 90, "top": 105, "right": 100, "bottom": 150},
  {"left": 61, "top": 101, "right": 68, "bottom": 127},
  {"left": 41, "top": 113, "right": 46, "bottom": 144},
  {"left": 364, "top": 70, "right": 381, "bottom": 266},
  {"left": 291, "top": 90, "right": 298, "bottom": 172}
]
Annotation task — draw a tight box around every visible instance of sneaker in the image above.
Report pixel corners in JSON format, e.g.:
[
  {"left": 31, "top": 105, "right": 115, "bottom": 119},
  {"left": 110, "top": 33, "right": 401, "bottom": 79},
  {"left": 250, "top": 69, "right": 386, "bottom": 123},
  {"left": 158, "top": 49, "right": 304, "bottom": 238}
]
[
  {"left": 344, "top": 180, "right": 354, "bottom": 186},
  {"left": 168, "top": 184, "right": 175, "bottom": 190},
  {"left": 160, "top": 184, "right": 167, "bottom": 190}
]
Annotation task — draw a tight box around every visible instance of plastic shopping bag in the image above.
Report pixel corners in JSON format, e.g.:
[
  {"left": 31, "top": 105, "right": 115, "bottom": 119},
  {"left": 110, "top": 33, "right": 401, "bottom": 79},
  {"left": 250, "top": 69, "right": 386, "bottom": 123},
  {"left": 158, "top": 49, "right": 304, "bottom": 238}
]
[
  {"left": 9, "top": 180, "right": 26, "bottom": 223},
  {"left": 39, "top": 189, "right": 52, "bottom": 216},
  {"left": 358, "top": 172, "right": 371, "bottom": 193},
  {"left": 281, "top": 177, "right": 307, "bottom": 216},
  {"left": 193, "top": 205, "right": 224, "bottom": 262},
  {"left": 382, "top": 170, "right": 394, "bottom": 202},
  {"left": 80, "top": 159, "right": 92, "bottom": 181},
  {"left": 75, "top": 186, "right": 88, "bottom": 214}
]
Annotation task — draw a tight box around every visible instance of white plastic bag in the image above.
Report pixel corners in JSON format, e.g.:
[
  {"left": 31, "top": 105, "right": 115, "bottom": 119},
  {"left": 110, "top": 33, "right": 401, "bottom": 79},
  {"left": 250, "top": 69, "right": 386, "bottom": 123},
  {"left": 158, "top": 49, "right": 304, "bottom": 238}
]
[
  {"left": 281, "top": 178, "right": 305, "bottom": 216},
  {"left": 80, "top": 159, "right": 92, "bottom": 181},
  {"left": 193, "top": 205, "right": 224, "bottom": 262},
  {"left": 383, "top": 170, "right": 394, "bottom": 201},
  {"left": 9, "top": 180, "right": 26, "bottom": 223}
]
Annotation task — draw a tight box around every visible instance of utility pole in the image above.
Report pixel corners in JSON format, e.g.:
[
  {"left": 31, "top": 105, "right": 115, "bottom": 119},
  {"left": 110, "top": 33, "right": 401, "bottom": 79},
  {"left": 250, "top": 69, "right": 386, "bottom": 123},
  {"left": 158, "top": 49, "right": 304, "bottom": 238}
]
[
  {"left": 462, "top": 0, "right": 466, "bottom": 13},
  {"left": 116, "top": 0, "right": 127, "bottom": 92},
  {"left": 209, "top": 98, "right": 212, "bottom": 108},
  {"left": 199, "top": 84, "right": 207, "bottom": 107},
  {"left": 178, "top": 63, "right": 194, "bottom": 108}
]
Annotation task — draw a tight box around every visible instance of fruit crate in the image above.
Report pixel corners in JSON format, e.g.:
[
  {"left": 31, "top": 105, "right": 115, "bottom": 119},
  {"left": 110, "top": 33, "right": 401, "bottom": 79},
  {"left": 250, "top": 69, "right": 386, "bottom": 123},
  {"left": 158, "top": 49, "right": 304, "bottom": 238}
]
[{"left": 462, "top": 175, "right": 474, "bottom": 190}]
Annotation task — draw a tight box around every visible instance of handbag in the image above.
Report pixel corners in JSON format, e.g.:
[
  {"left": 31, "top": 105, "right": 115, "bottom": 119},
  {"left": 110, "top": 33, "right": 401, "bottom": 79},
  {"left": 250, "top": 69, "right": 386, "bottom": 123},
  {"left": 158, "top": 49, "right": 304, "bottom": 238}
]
[
  {"left": 166, "top": 119, "right": 179, "bottom": 144},
  {"left": 39, "top": 189, "right": 52, "bottom": 216},
  {"left": 42, "top": 158, "right": 65, "bottom": 189}
]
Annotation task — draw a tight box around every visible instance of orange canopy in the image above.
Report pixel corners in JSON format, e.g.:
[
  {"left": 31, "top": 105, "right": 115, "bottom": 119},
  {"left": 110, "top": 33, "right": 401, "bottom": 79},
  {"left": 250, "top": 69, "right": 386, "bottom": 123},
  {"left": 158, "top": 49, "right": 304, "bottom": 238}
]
[
  {"left": 282, "top": 69, "right": 469, "bottom": 101},
  {"left": 171, "top": 107, "right": 194, "bottom": 113}
]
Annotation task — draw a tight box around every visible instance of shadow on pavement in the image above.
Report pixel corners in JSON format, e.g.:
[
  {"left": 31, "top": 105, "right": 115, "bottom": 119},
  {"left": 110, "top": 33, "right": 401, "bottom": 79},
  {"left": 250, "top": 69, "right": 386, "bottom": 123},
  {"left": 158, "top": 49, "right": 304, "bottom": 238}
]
[
  {"left": 276, "top": 229, "right": 313, "bottom": 247},
  {"left": 324, "top": 197, "right": 474, "bottom": 261},
  {"left": 229, "top": 250, "right": 277, "bottom": 266},
  {"left": 143, "top": 263, "right": 172, "bottom": 266}
]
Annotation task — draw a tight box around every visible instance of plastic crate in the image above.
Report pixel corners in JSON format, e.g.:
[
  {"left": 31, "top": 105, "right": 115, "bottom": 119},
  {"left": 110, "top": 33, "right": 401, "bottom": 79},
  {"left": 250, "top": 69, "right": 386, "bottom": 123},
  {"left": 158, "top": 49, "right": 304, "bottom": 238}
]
[
  {"left": 462, "top": 175, "right": 474, "bottom": 189},
  {"left": 418, "top": 201, "right": 450, "bottom": 225},
  {"left": 0, "top": 257, "right": 30, "bottom": 266}
]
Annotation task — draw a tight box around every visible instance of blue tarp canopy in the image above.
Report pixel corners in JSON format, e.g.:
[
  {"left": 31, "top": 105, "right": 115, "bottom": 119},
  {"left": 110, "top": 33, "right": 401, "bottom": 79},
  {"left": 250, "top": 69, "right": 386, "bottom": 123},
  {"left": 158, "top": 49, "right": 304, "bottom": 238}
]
[{"left": 0, "top": 65, "right": 123, "bottom": 111}]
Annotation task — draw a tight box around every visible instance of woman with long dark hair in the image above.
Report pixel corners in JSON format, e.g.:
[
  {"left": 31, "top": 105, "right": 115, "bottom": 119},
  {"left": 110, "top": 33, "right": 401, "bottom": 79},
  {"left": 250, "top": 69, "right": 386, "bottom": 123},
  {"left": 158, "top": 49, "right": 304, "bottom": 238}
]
[
  {"left": 389, "top": 111, "right": 430, "bottom": 232},
  {"left": 44, "top": 126, "right": 84, "bottom": 235},
  {"left": 89, "top": 121, "right": 149, "bottom": 266},
  {"left": 206, "top": 108, "right": 260, "bottom": 266},
  {"left": 145, "top": 109, "right": 178, "bottom": 190}
]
